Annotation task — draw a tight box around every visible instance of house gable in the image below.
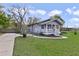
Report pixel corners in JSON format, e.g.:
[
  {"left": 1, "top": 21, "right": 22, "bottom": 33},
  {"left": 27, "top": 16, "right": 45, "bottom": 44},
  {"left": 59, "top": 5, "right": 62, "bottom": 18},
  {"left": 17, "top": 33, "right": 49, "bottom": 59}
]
[{"left": 27, "top": 17, "right": 64, "bottom": 27}]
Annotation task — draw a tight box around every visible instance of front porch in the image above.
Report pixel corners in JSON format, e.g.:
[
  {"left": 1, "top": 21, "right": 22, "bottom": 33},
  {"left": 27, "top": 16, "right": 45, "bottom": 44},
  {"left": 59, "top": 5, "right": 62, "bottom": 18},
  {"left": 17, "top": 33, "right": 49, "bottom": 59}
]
[{"left": 40, "top": 24, "right": 60, "bottom": 36}]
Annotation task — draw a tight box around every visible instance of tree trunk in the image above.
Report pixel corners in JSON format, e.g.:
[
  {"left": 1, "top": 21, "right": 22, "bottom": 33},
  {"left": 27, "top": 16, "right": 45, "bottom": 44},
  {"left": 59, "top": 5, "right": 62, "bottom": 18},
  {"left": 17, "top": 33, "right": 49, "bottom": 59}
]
[
  {"left": 16, "top": 22, "right": 22, "bottom": 33},
  {"left": 23, "top": 34, "right": 27, "bottom": 37},
  {"left": 21, "top": 24, "right": 27, "bottom": 38}
]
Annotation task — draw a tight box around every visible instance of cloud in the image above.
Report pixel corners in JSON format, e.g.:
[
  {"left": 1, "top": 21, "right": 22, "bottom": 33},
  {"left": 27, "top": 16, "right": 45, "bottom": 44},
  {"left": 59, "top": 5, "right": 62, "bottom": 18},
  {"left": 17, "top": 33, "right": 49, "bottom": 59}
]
[
  {"left": 73, "top": 10, "right": 79, "bottom": 17},
  {"left": 70, "top": 18, "right": 79, "bottom": 22},
  {"left": 67, "top": 17, "right": 79, "bottom": 28},
  {"left": 36, "top": 9, "right": 46, "bottom": 15},
  {"left": 65, "top": 6, "right": 79, "bottom": 28},
  {"left": 65, "top": 8, "right": 72, "bottom": 14},
  {"left": 29, "top": 10, "right": 35, "bottom": 14},
  {"left": 65, "top": 6, "right": 79, "bottom": 17},
  {"left": 29, "top": 9, "right": 46, "bottom": 15},
  {"left": 48, "top": 9, "right": 62, "bottom": 16},
  {"left": 72, "top": 6, "right": 76, "bottom": 9},
  {"left": 65, "top": 6, "right": 77, "bottom": 14}
]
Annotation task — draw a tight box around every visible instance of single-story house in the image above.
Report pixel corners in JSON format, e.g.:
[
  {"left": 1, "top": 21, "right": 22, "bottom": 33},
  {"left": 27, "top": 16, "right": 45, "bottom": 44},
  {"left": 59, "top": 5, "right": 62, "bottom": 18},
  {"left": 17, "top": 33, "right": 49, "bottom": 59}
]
[{"left": 27, "top": 16, "right": 64, "bottom": 36}]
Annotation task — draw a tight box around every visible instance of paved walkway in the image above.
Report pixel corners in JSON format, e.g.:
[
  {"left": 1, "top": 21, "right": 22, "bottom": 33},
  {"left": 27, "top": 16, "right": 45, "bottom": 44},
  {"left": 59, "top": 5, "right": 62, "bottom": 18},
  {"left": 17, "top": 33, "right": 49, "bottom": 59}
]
[
  {"left": 27, "top": 34, "right": 68, "bottom": 39},
  {"left": 0, "top": 33, "right": 20, "bottom": 56}
]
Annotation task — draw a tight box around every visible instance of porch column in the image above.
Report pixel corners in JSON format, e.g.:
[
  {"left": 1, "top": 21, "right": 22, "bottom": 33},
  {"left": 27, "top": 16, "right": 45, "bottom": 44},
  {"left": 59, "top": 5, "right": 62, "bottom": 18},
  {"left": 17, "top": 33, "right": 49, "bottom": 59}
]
[
  {"left": 54, "top": 25, "right": 56, "bottom": 35},
  {"left": 46, "top": 24, "right": 48, "bottom": 33}
]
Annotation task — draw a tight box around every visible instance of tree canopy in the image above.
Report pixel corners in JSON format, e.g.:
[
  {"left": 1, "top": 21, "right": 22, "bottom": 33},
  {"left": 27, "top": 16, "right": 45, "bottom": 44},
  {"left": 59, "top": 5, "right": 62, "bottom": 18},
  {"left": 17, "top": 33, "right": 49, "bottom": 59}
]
[
  {"left": 27, "top": 16, "right": 40, "bottom": 25},
  {"left": 0, "top": 5, "right": 10, "bottom": 28},
  {"left": 52, "top": 14, "right": 64, "bottom": 22},
  {"left": 0, "top": 13, "right": 10, "bottom": 28}
]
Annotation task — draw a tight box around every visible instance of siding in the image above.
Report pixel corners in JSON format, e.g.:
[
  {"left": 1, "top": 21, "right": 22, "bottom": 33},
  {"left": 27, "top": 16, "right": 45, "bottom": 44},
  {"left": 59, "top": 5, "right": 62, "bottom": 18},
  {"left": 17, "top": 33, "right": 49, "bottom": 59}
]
[{"left": 28, "top": 20, "right": 61, "bottom": 36}]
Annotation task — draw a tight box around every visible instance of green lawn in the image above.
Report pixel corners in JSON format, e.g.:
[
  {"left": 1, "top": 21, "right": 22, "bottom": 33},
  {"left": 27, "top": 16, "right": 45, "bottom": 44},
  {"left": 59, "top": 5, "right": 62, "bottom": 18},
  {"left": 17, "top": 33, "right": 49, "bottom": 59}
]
[{"left": 13, "top": 31, "right": 79, "bottom": 56}]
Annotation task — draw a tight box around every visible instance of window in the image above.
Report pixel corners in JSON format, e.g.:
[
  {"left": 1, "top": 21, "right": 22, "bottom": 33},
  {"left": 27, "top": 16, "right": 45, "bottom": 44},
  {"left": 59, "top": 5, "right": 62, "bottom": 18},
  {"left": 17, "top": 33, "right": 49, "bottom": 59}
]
[
  {"left": 48, "top": 24, "right": 51, "bottom": 29},
  {"left": 52, "top": 24, "right": 55, "bottom": 29},
  {"left": 56, "top": 25, "right": 59, "bottom": 29},
  {"left": 41, "top": 24, "right": 46, "bottom": 29}
]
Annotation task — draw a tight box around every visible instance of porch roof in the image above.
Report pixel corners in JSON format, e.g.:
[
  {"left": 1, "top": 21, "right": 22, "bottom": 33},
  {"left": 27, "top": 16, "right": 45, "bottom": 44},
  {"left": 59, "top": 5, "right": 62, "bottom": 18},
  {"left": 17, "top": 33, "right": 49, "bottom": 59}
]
[{"left": 27, "top": 18, "right": 64, "bottom": 26}]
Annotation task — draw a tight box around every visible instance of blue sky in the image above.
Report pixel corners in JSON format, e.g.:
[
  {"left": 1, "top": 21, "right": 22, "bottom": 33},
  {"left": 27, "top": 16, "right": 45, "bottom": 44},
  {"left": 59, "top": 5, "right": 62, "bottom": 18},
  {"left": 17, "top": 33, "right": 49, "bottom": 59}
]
[{"left": 1, "top": 3, "right": 79, "bottom": 28}]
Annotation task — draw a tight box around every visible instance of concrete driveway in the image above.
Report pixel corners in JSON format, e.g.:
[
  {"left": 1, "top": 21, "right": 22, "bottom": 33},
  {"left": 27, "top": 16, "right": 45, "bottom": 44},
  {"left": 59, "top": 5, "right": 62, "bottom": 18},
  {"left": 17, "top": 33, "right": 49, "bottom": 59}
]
[{"left": 0, "top": 33, "right": 20, "bottom": 56}]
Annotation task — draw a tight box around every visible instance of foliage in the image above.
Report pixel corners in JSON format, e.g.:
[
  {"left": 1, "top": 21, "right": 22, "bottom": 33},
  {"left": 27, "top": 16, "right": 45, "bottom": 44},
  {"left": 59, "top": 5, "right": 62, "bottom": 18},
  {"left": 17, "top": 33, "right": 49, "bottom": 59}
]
[
  {"left": 0, "top": 13, "right": 10, "bottom": 28},
  {"left": 53, "top": 14, "right": 64, "bottom": 23}
]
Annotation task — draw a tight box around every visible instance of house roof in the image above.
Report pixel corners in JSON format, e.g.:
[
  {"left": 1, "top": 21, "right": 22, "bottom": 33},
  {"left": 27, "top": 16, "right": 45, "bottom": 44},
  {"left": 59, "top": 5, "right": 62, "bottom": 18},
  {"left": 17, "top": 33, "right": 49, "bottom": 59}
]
[{"left": 27, "top": 18, "right": 64, "bottom": 26}]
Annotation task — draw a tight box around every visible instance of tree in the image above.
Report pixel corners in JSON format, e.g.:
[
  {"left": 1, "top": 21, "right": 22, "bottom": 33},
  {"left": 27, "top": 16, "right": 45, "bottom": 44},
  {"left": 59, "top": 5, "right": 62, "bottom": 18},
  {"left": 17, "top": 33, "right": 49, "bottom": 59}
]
[
  {"left": 27, "top": 16, "right": 40, "bottom": 25},
  {"left": 52, "top": 14, "right": 64, "bottom": 22},
  {"left": 0, "top": 13, "right": 10, "bottom": 28},
  {"left": 0, "top": 5, "right": 4, "bottom": 13},
  {"left": 8, "top": 7, "right": 29, "bottom": 37},
  {"left": 27, "top": 16, "right": 40, "bottom": 34},
  {"left": 0, "top": 5, "right": 10, "bottom": 29}
]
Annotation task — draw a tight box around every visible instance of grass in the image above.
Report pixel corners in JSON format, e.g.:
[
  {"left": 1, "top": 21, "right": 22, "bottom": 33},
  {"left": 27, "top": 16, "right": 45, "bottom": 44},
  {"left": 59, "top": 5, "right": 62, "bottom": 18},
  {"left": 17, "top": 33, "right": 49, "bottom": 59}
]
[{"left": 13, "top": 31, "right": 79, "bottom": 56}]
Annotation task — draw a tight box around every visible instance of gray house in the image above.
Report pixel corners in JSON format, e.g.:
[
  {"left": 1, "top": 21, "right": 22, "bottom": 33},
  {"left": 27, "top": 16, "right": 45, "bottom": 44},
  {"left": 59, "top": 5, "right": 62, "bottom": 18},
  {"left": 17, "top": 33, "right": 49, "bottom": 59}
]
[{"left": 27, "top": 17, "right": 64, "bottom": 36}]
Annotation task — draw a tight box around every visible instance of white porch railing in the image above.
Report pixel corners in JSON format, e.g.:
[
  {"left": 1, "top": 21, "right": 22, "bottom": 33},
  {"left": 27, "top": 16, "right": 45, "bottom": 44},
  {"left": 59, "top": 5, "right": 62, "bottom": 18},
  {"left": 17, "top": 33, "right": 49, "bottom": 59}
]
[
  {"left": 41, "top": 29, "right": 60, "bottom": 36},
  {"left": 41, "top": 29, "right": 54, "bottom": 34}
]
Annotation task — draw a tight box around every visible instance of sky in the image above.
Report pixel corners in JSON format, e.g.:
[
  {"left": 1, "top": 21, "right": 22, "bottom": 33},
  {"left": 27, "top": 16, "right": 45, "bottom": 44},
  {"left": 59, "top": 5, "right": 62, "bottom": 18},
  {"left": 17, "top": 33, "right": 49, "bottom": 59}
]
[{"left": 1, "top": 3, "right": 79, "bottom": 28}]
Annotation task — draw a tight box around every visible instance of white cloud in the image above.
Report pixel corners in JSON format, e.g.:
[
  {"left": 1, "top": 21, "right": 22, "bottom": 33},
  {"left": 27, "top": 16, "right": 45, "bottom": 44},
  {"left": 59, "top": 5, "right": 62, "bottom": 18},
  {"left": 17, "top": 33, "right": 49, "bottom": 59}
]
[
  {"left": 48, "top": 9, "right": 62, "bottom": 16},
  {"left": 65, "top": 6, "right": 79, "bottom": 17},
  {"left": 67, "top": 18, "right": 79, "bottom": 28},
  {"left": 75, "top": 23, "right": 79, "bottom": 26},
  {"left": 29, "top": 10, "right": 35, "bottom": 14},
  {"left": 65, "top": 6, "right": 77, "bottom": 15},
  {"left": 36, "top": 9, "right": 46, "bottom": 15},
  {"left": 73, "top": 10, "right": 79, "bottom": 17},
  {"left": 72, "top": 6, "right": 76, "bottom": 9},
  {"left": 65, "top": 8, "right": 72, "bottom": 14},
  {"left": 70, "top": 18, "right": 79, "bottom": 22},
  {"left": 29, "top": 9, "right": 46, "bottom": 15}
]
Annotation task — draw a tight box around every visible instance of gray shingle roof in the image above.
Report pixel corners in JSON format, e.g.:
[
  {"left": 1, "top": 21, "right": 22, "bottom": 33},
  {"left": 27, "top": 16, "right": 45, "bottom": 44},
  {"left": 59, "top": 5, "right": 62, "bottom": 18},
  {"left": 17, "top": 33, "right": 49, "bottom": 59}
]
[{"left": 27, "top": 18, "right": 64, "bottom": 26}]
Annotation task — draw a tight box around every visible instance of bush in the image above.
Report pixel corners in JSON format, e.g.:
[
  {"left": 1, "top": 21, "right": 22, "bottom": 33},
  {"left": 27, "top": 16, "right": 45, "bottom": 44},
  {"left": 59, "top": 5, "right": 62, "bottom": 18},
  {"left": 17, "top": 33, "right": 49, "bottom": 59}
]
[{"left": 74, "top": 31, "right": 77, "bottom": 35}]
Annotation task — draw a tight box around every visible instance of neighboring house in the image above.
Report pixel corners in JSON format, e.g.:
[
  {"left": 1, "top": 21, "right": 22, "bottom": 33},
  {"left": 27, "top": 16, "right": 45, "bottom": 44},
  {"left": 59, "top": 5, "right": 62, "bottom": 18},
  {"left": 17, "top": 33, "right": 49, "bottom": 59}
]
[{"left": 27, "top": 17, "right": 64, "bottom": 36}]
